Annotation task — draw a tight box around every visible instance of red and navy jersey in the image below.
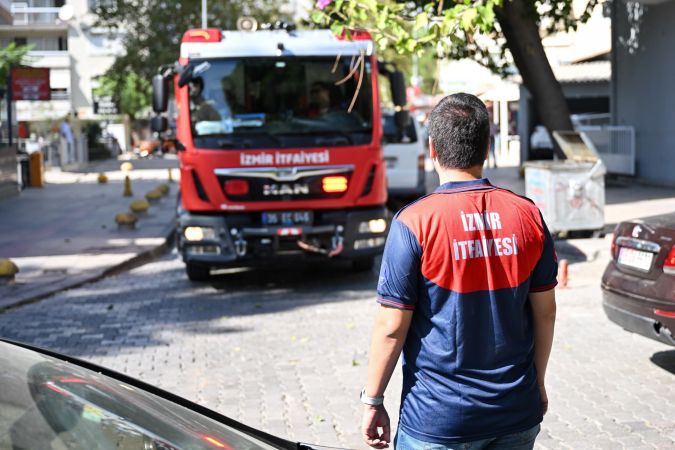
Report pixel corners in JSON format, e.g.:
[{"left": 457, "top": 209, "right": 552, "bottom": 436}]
[{"left": 377, "top": 178, "right": 558, "bottom": 444}]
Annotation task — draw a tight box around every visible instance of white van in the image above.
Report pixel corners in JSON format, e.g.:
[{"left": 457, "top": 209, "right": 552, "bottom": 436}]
[{"left": 382, "top": 113, "right": 427, "bottom": 205}]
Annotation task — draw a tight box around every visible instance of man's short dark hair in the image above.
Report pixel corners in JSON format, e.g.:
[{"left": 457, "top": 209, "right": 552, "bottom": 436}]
[{"left": 428, "top": 93, "right": 490, "bottom": 169}]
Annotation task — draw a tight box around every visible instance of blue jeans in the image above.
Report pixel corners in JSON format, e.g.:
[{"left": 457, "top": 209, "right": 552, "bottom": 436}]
[{"left": 394, "top": 424, "right": 540, "bottom": 450}]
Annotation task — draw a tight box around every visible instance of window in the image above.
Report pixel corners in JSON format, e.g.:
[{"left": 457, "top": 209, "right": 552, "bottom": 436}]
[{"left": 89, "top": 0, "right": 116, "bottom": 12}]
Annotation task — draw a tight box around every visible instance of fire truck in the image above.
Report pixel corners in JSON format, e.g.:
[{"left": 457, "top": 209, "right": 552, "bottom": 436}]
[{"left": 151, "top": 23, "right": 409, "bottom": 281}]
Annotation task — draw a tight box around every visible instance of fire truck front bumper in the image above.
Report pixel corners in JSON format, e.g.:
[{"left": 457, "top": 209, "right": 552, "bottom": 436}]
[{"left": 177, "top": 207, "right": 389, "bottom": 268}]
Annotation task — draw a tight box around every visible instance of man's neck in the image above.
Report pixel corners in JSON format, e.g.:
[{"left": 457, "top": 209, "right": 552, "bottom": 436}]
[{"left": 437, "top": 165, "right": 484, "bottom": 185}]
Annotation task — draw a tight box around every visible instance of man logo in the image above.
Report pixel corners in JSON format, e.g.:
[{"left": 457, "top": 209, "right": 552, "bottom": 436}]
[{"left": 263, "top": 183, "right": 310, "bottom": 196}]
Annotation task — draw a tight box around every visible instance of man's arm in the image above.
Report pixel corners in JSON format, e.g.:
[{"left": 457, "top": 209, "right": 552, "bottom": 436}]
[
  {"left": 529, "top": 288, "right": 556, "bottom": 415},
  {"left": 362, "top": 305, "right": 413, "bottom": 449}
]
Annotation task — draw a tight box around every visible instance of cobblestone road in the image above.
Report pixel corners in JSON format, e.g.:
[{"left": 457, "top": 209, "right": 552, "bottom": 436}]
[{"left": 0, "top": 243, "right": 674, "bottom": 449}]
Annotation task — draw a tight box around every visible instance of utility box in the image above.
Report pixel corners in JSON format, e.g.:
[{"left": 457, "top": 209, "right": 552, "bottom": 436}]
[{"left": 524, "top": 131, "right": 605, "bottom": 234}]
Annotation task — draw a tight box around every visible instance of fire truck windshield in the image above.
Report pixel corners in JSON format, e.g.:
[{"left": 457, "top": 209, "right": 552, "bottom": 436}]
[{"left": 188, "top": 57, "right": 374, "bottom": 149}]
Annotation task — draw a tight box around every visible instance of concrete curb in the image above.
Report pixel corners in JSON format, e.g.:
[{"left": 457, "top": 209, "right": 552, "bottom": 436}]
[{"left": 0, "top": 225, "right": 175, "bottom": 313}]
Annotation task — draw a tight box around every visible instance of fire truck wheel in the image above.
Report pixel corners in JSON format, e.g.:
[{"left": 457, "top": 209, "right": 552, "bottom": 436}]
[
  {"left": 185, "top": 263, "right": 212, "bottom": 281},
  {"left": 351, "top": 257, "right": 375, "bottom": 272}
]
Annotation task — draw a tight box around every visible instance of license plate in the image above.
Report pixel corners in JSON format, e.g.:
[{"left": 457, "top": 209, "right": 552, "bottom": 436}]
[
  {"left": 262, "top": 211, "right": 313, "bottom": 226},
  {"left": 618, "top": 247, "right": 654, "bottom": 272}
]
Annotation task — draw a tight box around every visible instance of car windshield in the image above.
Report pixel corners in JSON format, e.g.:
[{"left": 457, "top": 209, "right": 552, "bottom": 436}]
[
  {"left": 0, "top": 342, "right": 285, "bottom": 450},
  {"left": 188, "top": 56, "right": 374, "bottom": 149}
]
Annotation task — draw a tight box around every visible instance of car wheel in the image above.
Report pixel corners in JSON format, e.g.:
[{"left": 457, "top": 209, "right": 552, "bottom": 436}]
[
  {"left": 185, "top": 263, "right": 211, "bottom": 281},
  {"left": 352, "top": 257, "right": 375, "bottom": 272}
]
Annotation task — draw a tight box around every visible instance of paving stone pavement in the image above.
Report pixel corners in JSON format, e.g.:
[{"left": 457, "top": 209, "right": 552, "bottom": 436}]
[{"left": 0, "top": 243, "right": 674, "bottom": 449}]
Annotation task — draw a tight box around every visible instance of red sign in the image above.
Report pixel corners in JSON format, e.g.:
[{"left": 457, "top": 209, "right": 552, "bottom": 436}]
[{"left": 11, "top": 67, "right": 50, "bottom": 101}]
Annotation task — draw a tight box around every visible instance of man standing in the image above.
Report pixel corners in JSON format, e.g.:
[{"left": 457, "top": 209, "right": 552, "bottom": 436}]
[
  {"left": 59, "top": 116, "right": 74, "bottom": 164},
  {"left": 361, "top": 93, "right": 557, "bottom": 449}
]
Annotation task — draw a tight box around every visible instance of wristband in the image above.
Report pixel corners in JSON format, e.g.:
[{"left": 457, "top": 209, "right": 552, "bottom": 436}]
[{"left": 360, "top": 388, "right": 384, "bottom": 406}]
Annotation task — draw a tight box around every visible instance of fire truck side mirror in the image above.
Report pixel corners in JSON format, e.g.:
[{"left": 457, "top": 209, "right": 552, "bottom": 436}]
[
  {"left": 394, "top": 110, "right": 410, "bottom": 131},
  {"left": 389, "top": 71, "right": 407, "bottom": 108},
  {"left": 152, "top": 74, "right": 169, "bottom": 113},
  {"left": 151, "top": 116, "right": 168, "bottom": 133}
]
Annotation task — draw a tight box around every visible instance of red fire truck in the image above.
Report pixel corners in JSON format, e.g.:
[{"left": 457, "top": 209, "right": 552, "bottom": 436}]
[{"left": 151, "top": 24, "right": 408, "bottom": 281}]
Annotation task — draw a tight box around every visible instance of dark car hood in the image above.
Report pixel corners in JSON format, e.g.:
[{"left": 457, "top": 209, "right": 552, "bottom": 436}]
[{"left": 0, "top": 338, "right": 301, "bottom": 450}]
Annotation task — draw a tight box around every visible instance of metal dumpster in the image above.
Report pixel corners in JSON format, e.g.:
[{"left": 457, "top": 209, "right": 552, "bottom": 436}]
[{"left": 524, "top": 131, "right": 606, "bottom": 234}]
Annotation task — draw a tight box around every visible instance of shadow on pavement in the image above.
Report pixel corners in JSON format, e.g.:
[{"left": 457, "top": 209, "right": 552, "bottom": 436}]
[
  {"left": 0, "top": 252, "right": 380, "bottom": 358},
  {"left": 650, "top": 350, "right": 675, "bottom": 375},
  {"left": 605, "top": 179, "right": 675, "bottom": 206}
]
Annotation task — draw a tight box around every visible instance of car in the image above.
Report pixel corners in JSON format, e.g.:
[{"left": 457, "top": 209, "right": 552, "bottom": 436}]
[
  {"left": 0, "top": 338, "right": 337, "bottom": 450},
  {"left": 601, "top": 212, "right": 675, "bottom": 346},
  {"left": 382, "top": 113, "right": 427, "bottom": 207}
]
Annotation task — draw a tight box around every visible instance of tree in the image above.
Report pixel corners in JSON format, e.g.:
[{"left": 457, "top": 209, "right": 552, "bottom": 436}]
[
  {"left": 313, "top": 0, "right": 602, "bottom": 149},
  {"left": 0, "top": 43, "right": 32, "bottom": 90},
  {"left": 92, "top": 0, "right": 285, "bottom": 117},
  {"left": 94, "top": 72, "right": 150, "bottom": 120}
]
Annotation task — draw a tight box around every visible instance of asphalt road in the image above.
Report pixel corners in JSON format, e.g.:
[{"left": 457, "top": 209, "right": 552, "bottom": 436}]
[{"left": 0, "top": 244, "right": 674, "bottom": 449}]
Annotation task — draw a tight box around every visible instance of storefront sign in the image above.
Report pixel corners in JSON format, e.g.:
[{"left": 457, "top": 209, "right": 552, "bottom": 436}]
[
  {"left": 10, "top": 67, "right": 50, "bottom": 101},
  {"left": 93, "top": 94, "right": 119, "bottom": 115}
]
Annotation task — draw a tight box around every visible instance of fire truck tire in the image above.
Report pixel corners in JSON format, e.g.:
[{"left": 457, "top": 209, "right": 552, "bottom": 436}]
[
  {"left": 351, "top": 257, "right": 375, "bottom": 272},
  {"left": 185, "top": 263, "right": 211, "bottom": 281}
]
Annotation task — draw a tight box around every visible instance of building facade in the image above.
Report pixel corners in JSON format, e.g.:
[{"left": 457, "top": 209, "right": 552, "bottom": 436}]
[
  {"left": 612, "top": 0, "right": 675, "bottom": 186},
  {"left": 0, "top": 0, "right": 122, "bottom": 122}
]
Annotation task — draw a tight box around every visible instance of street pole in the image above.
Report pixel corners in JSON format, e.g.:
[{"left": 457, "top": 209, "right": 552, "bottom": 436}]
[
  {"left": 6, "top": 67, "right": 12, "bottom": 147},
  {"left": 201, "top": 0, "right": 207, "bottom": 28}
]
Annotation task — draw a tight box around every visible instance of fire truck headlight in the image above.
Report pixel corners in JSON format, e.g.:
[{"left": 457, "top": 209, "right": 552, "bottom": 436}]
[
  {"left": 184, "top": 226, "right": 216, "bottom": 241},
  {"left": 354, "top": 237, "right": 386, "bottom": 250},
  {"left": 358, "top": 219, "right": 387, "bottom": 234}
]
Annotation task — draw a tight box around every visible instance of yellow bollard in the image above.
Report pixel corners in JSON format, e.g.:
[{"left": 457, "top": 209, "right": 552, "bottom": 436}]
[
  {"left": 123, "top": 175, "right": 133, "bottom": 197},
  {"left": 168, "top": 168, "right": 174, "bottom": 183}
]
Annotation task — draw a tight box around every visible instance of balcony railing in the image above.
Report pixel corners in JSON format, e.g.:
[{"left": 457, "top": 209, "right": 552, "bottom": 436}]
[{"left": 10, "top": 3, "right": 62, "bottom": 25}]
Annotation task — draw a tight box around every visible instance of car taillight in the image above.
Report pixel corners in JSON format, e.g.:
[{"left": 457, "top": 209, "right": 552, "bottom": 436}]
[
  {"left": 224, "top": 179, "right": 249, "bottom": 196},
  {"left": 418, "top": 154, "right": 425, "bottom": 170},
  {"left": 322, "top": 176, "right": 348, "bottom": 193},
  {"left": 663, "top": 245, "right": 675, "bottom": 275},
  {"left": 610, "top": 225, "right": 620, "bottom": 259}
]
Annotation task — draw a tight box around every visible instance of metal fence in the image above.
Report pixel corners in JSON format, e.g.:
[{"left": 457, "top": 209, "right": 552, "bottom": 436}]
[{"left": 578, "top": 126, "right": 636, "bottom": 176}]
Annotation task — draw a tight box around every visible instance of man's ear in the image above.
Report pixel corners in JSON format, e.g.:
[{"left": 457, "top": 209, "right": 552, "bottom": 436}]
[{"left": 429, "top": 137, "right": 437, "bottom": 160}]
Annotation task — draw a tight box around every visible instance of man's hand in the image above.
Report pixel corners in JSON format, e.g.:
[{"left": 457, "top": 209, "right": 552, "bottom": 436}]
[
  {"left": 539, "top": 384, "right": 549, "bottom": 416},
  {"left": 362, "top": 404, "right": 390, "bottom": 448}
]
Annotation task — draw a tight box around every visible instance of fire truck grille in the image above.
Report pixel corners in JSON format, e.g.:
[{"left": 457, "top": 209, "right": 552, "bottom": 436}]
[{"left": 215, "top": 166, "right": 353, "bottom": 202}]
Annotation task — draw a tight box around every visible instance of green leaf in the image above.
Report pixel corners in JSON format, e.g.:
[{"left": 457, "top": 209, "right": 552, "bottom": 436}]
[
  {"left": 461, "top": 8, "right": 478, "bottom": 31},
  {"left": 414, "top": 12, "right": 429, "bottom": 32},
  {"left": 330, "top": 22, "right": 345, "bottom": 36}
]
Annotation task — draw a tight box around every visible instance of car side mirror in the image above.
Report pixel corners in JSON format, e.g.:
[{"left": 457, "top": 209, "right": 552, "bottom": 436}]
[{"left": 152, "top": 75, "right": 169, "bottom": 113}]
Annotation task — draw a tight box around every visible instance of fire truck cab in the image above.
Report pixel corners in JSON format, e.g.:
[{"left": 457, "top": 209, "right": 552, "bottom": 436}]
[{"left": 152, "top": 25, "right": 408, "bottom": 281}]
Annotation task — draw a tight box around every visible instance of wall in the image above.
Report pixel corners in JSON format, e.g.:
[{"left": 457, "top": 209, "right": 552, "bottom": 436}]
[
  {"left": 68, "top": 0, "right": 123, "bottom": 118},
  {"left": 612, "top": 0, "right": 675, "bottom": 185}
]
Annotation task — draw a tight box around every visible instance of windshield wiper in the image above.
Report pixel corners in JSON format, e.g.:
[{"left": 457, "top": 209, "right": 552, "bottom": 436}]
[
  {"left": 235, "top": 131, "right": 283, "bottom": 147},
  {"left": 273, "top": 130, "right": 354, "bottom": 145},
  {"left": 196, "top": 132, "right": 283, "bottom": 148}
]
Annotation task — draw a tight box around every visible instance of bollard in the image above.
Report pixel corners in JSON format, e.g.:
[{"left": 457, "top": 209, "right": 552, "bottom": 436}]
[
  {"left": 557, "top": 259, "right": 569, "bottom": 289},
  {"left": 0, "top": 259, "right": 19, "bottom": 284},
  {"left": 123, "top": 175, "right": 133, "bottom": 197},
  {"left": 115, "top": 212, "right": 138, "bottom": 230},
  {"left": 98, "top": 173, "right": 108, "bottom": 184},
  {"left": 145, "top": 189, "right": 162, "bottom": 203},
  {"left": 168, "top": 168, "right": 174, "bottom": 183}
]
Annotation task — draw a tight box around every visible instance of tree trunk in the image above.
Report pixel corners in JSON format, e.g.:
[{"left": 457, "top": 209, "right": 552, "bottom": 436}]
[{"left": 494, "top": 0, "right": 573, "bottom": 158}]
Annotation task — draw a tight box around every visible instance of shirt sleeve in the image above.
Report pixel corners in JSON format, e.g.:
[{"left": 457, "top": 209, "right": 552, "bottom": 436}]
[
  {"left": 376, "top": 218, "right": 422, "bottom": 309},
  {"left": 530, "top": 214, "right": 558, "bottom": 292}
]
